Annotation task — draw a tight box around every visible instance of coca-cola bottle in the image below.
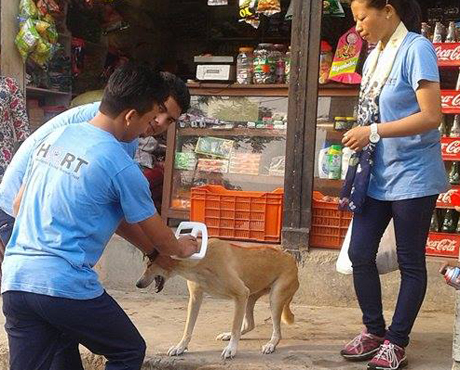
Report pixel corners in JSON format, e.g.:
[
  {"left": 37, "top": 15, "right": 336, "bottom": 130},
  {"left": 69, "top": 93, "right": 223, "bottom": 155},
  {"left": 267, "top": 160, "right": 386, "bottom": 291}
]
[
  {"left": 450, "top": 115, "right": 460, "bottom": 137},
  {"left": 449, "top": 162, "right": 460, "bottom": 185},
  {"left": 433, "top": 22, "right": 444, "bottom": 43},
  {"left": 441, "top": 209, "right": 458, "bottom": 233},
  {"left": 439, "top": 116, "right": 448, "bottom": 137},
  {"left": 421, "top": 22, "right": 431, "bottom": 40},
  {"left": 430, "top": 209, "right": 440, "bottom": 232},
  {"left": 446, "top": 21, "right": 457, "bottom": 43}
]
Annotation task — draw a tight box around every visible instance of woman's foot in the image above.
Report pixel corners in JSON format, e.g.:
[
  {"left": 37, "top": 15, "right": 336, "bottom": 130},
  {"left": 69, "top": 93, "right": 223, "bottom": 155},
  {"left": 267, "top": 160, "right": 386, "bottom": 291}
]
[
  {"left": 367, "top": 340, "right": 408, "bottom": 370},
  {"left": 340, "top": 329, "right": 385, "bottom": 361}
]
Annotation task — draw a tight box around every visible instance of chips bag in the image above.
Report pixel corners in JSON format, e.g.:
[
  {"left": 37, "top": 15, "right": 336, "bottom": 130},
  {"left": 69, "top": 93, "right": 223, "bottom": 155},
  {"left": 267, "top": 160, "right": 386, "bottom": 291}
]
[
  {"left": 329, "top": 27, "right": 364, "bottom": 84},
  {"left": 15, "top": 18, "right": 40, "bottom": 61},
  {"left": 239, "top": 0, "right": 260, "bottom": 29},
  {"left": 323, "top": 0, "right": 345, "bottom": 17},
  {"left": 257, "top": 0, "right": 281, "bottom": 16},
  {"left": 30, "top": 38, "right": 53, "bottom": 66},
  {"left": 19, "top": 0, "right": 39, "bottom": 19}
]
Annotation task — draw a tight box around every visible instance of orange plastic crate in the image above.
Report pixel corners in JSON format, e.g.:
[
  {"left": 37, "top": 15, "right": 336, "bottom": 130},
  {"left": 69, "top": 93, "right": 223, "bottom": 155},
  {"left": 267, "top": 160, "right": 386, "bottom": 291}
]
[
  {"left": 190, "top": 185, "right": 284, "bottom": 243},
  {"left": 310, "top": 191, "right": 352, "bottom": 249}
]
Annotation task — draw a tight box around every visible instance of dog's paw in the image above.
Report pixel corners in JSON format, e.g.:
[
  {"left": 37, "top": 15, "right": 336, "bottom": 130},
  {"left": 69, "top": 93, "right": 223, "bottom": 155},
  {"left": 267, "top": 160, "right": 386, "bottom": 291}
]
[
  {"left": 167, "top": 344, "right": 187, "bottom": 356},
  {"left": 216, "top": 332, "right": 232, "bottom": 341},
  {"left": 221, "top": 344, "right": 237, "bottom": 359},
  {"left": 261, "top": 343, "right": 276, "bottom": 354}
]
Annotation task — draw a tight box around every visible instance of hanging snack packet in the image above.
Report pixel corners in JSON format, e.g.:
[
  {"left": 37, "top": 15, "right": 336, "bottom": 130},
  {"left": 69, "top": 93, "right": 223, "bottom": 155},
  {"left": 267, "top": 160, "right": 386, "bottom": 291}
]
[
  {"left": 30, "top": 38, "right": 53, "bottom": 66},
  {"left": 257, "top": 0, "right": 281, "bottom": 16},
  {"left": 239, "top": 0, "right": 260, "bottom": 29},
  {"left": 329, "top": 27, "right": 364, "bottom": 84},
  {"left": 323, "top": 0, "right": 345, "bottom": 17},
  {"left": 19, "top": 0, "right": 39, "bottom": 19},
  {"left": 285, "top": 0, "right": 293, "bottom": 20},
  {"left": 15, "top": 18, "right": 40, "bottom": 62}
]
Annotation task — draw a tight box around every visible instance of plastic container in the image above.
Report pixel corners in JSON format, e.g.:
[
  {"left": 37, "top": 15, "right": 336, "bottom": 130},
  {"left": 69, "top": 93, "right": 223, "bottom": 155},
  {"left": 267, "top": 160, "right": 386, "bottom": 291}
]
[
  {"left": 318, "top": 145, "right": 329, "bottom": 179},
  {"left": 253, "top": 43, "right": 275, "bottom": 84},
  {"left": 319, "top": 41, "right": 333, "bottom": 84},
  {"left": 190, "top": 185, "right": 284, "bottom": 242},
  {"left": 285, "top": 46, "right": 291, "bottom": 83},
  {"left": 327, "top": 145, "right": 342, "bottom": 180},
  {"left": 236, "top": 47, "right": 254, "bottom": 85},
  {"left": 341, "top": 147, "right": 354, "bottom": 180},
  {"left": 310, "top": 191, "right": 353, "bottom": 249},
  {"left": 273, "top": 44, "right": 286, "bottom": 84}
]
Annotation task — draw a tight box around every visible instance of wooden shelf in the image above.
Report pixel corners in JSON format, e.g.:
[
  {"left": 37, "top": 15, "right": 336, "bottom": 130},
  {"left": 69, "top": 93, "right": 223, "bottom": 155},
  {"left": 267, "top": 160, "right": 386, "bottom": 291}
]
[
  {"left": 176, "top": 170, "right": 285, "bottom": 184},
  {"left": 26, "top": 86, "right": 71, "bottom": 96},
  {"left": 317, "top": 123, "right": 346, "bottom": 142},
  {"left": 178, "top": 127, "right": 286, "bottom": 137}
]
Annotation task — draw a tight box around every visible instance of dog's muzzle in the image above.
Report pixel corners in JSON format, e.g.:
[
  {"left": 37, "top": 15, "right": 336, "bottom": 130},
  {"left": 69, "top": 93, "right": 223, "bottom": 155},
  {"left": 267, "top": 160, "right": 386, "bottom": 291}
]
[{"left": 155, "top": 275, "right": 165, "bottom": 293}]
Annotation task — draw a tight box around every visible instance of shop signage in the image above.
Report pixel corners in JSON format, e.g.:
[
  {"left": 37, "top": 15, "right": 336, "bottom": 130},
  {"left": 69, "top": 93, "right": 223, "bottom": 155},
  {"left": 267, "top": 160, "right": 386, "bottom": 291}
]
[
  {"left": 441, "top": 137, "right": 460, "bottom": 160},
  {"left": 426, "top": 232, "right": 460, "bottom": 258},
  {"left": 441, "top": 90, "right": 460, "bottom": 114},
  {"left": 434, "top": 43, "right": 460, "bottom": 67}
]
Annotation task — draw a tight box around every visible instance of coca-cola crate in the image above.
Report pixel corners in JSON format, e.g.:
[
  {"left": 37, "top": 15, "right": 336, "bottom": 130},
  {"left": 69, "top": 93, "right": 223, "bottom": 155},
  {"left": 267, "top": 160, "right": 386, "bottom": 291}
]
[
  {"left": 437, "top": 189, "right": 458, "bottom": 208},
  {"left": 434, "top": 43, "right": 460, "bottom": 67},
  {"left": 426, "top": 232, "right": 460, "bottom": 258},
  {"left": 441, "top": 137, "right": 460, "bottom": 160},
  {"left": 441, "top": 90, "right": 460, "bottom": 114}
]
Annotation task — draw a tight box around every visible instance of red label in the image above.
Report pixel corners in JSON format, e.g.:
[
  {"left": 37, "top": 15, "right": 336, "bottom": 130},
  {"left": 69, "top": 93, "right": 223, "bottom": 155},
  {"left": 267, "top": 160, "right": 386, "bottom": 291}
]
[
  {"left": 435, "top": 43, "right": 460, "bottom": 67},
  {"left": 441, "top": 137, "right": 460, "bottom": 160},
  {"left": 437, "top": 190, "right": 456, "bottom": 208},
  {"left": 441, "top": 90, "right": 460, "bottom": 114},
  {"left": 426, "top": 232, "right": 460, "bottom": 258}
]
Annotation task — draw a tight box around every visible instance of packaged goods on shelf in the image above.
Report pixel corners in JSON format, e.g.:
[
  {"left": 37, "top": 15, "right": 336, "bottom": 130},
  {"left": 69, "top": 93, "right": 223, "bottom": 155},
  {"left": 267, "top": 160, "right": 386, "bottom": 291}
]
[
  {"left": 197, "top": 158, "right": 229, "bottom": 173},
  {"left": 175, "top": 152, "right": 197, "bottom": 171},
  {"left": 195, "top": 137, "right": 234, "bottom": 159},
  {"left": 229, "top": 153, "right": 261, "bottom": 175}
]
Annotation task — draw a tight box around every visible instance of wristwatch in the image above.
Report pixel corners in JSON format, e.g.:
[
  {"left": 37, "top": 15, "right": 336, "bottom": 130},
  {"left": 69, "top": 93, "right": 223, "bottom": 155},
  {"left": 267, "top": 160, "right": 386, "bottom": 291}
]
[{"left": 369, "top": 123, "right": 381, "bottom": 144}]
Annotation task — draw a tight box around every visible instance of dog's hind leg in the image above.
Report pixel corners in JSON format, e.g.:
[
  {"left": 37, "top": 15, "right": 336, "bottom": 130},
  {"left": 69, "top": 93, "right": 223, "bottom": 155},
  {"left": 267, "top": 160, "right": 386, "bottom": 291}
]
[
  {"left": 168, "top": 281, "right": 203, "bottom": 356},
  {"left": 262, "top": 277, "right": 299, "bottom": 355},
  {"left": 217, "top": 288, "right": 268, "bottom": 341},
  {"left": 220, "top": 281, "right": 249, "bottom": 359}
]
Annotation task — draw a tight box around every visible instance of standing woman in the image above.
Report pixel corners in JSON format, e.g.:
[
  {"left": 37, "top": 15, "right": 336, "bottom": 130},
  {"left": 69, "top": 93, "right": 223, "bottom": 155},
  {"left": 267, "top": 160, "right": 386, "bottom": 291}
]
[
  {"left": 338, "top": 0, "right": 448, "bottom": 369},
  {"left": 0, "top": 75, "right": 29, "bottom": 264}
]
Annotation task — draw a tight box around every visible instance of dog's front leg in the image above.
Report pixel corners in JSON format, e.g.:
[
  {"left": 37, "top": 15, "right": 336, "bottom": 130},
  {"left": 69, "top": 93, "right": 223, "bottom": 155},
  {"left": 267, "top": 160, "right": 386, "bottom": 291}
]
[
  {"left": 221, "top": 286, "right": 249, "bottom": 359},
  {"left": 168, "top": 281, "right": 203, "bottom": 356}
]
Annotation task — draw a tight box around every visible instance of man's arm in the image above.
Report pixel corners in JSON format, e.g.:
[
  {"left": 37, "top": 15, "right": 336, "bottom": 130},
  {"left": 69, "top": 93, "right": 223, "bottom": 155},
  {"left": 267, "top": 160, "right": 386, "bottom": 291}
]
[{"left": 12, "top": 184, "right": 25, "bottom": 217}]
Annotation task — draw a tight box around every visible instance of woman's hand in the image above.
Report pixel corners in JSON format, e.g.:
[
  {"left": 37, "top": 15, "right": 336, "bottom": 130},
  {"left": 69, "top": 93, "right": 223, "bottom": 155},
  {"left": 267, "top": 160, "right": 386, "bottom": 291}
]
[{"left": 342, "top": 126, "right": 371, "bottom": 151}]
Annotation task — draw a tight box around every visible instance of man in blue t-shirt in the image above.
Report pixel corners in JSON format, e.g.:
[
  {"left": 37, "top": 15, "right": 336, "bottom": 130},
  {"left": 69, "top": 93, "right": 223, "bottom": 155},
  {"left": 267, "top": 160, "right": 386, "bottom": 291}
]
[{"left": 2, "top": 64, "right": 197, "bottom": 370}]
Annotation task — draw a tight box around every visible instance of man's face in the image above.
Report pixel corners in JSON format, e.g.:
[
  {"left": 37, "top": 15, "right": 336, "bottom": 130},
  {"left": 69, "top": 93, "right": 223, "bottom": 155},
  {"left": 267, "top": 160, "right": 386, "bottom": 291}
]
[{"left": 141, "top": 96, "right": 182, "bottom": 138}]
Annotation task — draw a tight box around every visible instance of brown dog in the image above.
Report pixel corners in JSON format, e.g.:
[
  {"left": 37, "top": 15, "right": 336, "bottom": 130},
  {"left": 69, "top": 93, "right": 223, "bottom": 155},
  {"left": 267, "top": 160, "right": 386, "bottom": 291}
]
[{"left": 136, "top": 238, "right": 299, "bottom": 359}]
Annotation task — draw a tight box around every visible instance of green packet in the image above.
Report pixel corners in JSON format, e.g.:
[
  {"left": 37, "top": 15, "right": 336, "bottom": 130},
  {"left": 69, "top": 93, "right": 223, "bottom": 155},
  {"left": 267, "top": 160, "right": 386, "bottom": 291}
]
[
  {"left": 175, "top": 152, "right": 197, "bottom": 170},
  {"left": 323, "top": 0, "right": 345, "bottom": 17},
  {"left": 195, "top": 137, "right": 234, "bottom": 159}
]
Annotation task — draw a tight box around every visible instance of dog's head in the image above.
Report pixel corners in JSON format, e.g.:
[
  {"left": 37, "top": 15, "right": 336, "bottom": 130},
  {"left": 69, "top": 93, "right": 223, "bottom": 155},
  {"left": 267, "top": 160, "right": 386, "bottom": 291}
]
[{"left": 136, "top": 256, "right": 176, "bottom": 293}]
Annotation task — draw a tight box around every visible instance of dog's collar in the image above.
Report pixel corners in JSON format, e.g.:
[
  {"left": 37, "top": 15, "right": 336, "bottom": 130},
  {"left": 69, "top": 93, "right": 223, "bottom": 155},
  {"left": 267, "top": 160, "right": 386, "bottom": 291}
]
[{"left": 145, "top": 249, "right": 159, "bottom": 263}]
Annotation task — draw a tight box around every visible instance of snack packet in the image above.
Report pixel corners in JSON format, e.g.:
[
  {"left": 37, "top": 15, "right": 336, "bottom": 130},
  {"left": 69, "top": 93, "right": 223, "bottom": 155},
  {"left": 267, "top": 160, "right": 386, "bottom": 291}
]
[
  {"left": 239, "top": 0, "right": 260, "bottom": 29},
  {"left": 19, "top": 0, "right": 39, "bottom": 19},
  {"left": 329, "top": 27, "right": 364, "bottom": 84},
  {"left": 257, "top": 0, "right": 281, "bottom": 16},
  {"left": 15, "top": 18, "right": 40, "bottom": 62},
  {"left": 30, "top": 37, "right": 53, "bottom": 66},
  {"left": 323, "top": 0, "right": 345, "bottom": 17}
]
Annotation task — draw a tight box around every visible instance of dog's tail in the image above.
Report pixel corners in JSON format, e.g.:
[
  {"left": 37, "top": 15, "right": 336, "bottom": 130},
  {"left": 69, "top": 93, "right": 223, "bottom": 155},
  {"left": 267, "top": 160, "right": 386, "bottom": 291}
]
[{"left": 281, "top": 297, "right": 295, "bottom": 325}]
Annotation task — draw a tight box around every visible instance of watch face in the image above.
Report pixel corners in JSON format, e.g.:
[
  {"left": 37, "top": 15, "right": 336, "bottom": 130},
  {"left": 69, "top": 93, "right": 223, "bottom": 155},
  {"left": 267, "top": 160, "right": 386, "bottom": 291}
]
[{"left": 370, "top": 132, "right": 380, "bottom": 143}]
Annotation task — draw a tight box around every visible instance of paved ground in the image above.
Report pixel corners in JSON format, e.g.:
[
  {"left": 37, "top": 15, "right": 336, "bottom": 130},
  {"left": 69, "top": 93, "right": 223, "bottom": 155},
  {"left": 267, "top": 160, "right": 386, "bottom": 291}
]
[{"left": 0, "top": 290, "right": 448, "bottom": 370}]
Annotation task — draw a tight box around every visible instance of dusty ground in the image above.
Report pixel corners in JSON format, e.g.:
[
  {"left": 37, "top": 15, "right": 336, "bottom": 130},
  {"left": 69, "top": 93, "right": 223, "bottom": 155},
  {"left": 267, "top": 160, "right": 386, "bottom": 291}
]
[{"left": 0, "top": 290, "right": 454, "bottom": 369}]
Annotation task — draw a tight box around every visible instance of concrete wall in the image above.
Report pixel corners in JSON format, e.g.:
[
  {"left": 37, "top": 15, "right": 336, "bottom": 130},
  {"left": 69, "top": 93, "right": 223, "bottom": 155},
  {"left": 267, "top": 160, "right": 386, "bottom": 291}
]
[{"left": 97, "top": 235, "right": 457, "bottom": 313}]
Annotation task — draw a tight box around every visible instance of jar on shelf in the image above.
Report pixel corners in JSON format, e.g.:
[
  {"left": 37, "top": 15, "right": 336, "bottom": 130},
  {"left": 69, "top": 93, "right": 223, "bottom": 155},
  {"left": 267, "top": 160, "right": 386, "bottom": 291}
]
[
  {"left": 319, "top": 41, "right": 333, "bottom": 85},
  {"left": 253, "top": 43, "right": 275, "bottom": 84},
  {"left": 236, "top": 47, "right": 254, "bottom": 85},
  {"left": 273, "top": 44, "right": 286, "bottom": 84},
  {"left": 285, "top": 46, "right": 291, "bottom": 83}
]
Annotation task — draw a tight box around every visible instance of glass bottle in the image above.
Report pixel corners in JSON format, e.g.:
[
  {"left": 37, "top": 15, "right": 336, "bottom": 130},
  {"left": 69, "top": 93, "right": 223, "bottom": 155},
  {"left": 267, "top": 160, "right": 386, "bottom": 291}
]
[
  {"left": 236, "top": 47, "right": 254, "bottom": 85},
  {"left": 439, "top": 115, "right": 448, "bottom": 137},
  {"left": 450, "top": 115, "right": 460, "bottom": 137},
  {"left": 449, "top": 162, "right": 460, "bottom": 185},
  {"left": 433, "top": 22, "right": 444, "bottom": 43},
  {"left": 441, "top": 209, "right": 458, "bottom": 233},
  {"left": 446, "top": 21, "right": 457, "bottom": 43},
  {"left": 430, "top": 209, "right": 440, "bottom": 232}
]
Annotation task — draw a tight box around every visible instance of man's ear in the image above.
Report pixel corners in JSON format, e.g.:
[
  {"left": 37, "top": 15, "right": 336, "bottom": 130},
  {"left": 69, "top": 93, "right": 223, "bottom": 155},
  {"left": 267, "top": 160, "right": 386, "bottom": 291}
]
[{"left": 124, "top": 109, "right": 138, "bottom": 127}]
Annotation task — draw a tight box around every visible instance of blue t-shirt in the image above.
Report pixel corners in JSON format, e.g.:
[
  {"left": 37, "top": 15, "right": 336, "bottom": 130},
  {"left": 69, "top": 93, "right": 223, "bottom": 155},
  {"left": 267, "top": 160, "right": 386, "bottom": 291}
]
[
  {"left": 0, "top": 102, "right": 139, "bottom": 216},
  {"left": 1, "top": 123, "right": 155, "bottom": 299},
  {"left": 367, "top": 32, "right": 449, "bottom": 200}
]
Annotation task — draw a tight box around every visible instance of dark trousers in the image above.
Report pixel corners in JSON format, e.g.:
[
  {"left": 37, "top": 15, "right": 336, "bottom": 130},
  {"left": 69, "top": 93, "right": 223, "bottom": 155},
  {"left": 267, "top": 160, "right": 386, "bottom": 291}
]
[
  {"left": 3, "top": 290, "right": 146, "bottom": 370},
  {"left": 348, "top": 195, "right": 437, "bottom": 348},
  {"left": 0, "top": 209, "right": 14, "bottom": 264}
]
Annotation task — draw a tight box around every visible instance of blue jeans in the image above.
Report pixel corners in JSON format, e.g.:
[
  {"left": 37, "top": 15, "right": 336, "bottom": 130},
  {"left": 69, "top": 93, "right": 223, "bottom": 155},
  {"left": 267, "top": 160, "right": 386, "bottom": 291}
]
[
  {"left": 349, "top": 195, "right": 437, "bottom": 348},
  {"left": 3, "top": 291, "right": 146, "bottom": 370}
]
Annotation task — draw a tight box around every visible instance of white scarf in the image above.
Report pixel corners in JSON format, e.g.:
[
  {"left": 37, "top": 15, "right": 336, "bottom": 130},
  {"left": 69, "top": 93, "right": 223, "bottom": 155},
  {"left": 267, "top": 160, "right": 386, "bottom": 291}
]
[{"left": 361, "top": 22, "right": 408, "bottom": 97}]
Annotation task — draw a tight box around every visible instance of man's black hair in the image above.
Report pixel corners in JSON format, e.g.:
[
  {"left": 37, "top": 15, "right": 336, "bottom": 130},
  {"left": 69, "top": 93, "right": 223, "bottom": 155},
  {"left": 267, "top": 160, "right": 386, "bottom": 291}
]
[
  {"left": 160, "top": 72, "right": 191, "bottom": 114},
  {"left": 100, "top": 63, "right": 169, "bottom": 118}
]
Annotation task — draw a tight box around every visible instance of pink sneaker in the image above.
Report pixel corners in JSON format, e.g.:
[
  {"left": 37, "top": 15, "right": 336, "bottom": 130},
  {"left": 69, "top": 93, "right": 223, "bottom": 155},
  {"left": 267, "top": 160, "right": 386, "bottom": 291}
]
[
  {"left": 341, "top": 329, "right": 385, "bottom": 361},
  {"left": 367, "top": 340, "right": 408, "bottom": 370}
]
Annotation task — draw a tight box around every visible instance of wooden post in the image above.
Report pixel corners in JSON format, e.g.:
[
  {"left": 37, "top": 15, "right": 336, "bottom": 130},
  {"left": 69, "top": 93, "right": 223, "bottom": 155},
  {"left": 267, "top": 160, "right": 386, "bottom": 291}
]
[
  {"left": 282, "top": 0, "right": 322, "bottom": 258},
  {"left": 1, "top": 0, "right": 25, "bottom": 90}
]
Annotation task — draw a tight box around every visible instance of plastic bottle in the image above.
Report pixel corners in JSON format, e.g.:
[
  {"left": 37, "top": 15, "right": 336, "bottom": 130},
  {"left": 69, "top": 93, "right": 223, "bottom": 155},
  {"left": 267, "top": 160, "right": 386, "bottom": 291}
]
[
  {"left": 341, "top": 147, "right": 353, "bottom": 180},
  {"left": 327, "top": 145, "right": 342, "bottom": 180},
  {"left": 285, "top": 46, "right": 291, "bottom": 83},
  {"left": 273, "top": 44, "right": 286, "bottom": 84},
  {"left": 318, "top": 145, "right": 330, "bottom": 179},
  {"left": 236, "top": 47, "right": 254, "bottom": 85}
]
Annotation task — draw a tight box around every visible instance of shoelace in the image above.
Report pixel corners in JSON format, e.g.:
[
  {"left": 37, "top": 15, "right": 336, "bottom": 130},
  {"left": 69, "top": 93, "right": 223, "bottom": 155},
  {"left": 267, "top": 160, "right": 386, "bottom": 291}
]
[
  {"left": 346, "top": 332, "right": 368, "bottom": 352},
  {"left": 375, "top": 342, "right": 400, "bottom": 370}
]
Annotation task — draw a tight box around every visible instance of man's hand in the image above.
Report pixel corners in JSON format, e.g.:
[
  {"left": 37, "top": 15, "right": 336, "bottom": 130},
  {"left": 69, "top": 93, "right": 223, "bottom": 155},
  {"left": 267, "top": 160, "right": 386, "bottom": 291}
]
[
  {"left": 342, "top": 126, "right": 371, "bottom": 151},
  {"left": 176, "top": 235, "right": 199, "bottom": 258},
  {"left": 439, "top": 261, "right": 460, "bottom": 275}
]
